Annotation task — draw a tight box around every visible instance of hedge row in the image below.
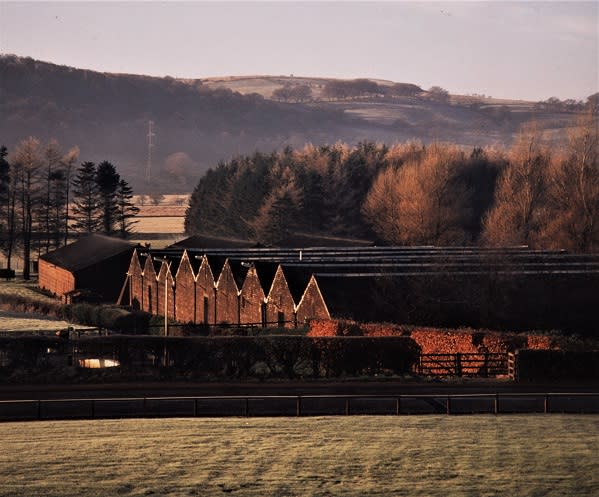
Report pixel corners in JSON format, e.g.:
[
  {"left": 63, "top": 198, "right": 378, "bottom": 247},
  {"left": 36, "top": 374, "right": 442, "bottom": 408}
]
[
  {"left": 2, "top": 335, "right": 420, "bottom": 380},
  {"left": 0, "top": 290, "right": 152, "bottom": 333},
  {"left": 515, "top": 350, "right": 599, "bottom": 381},
  {"left": 0, "top": 336, "right": 67, "bottom": 370}
]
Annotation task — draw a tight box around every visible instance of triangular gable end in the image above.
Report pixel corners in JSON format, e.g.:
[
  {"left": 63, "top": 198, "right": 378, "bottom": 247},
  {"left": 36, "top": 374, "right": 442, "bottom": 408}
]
[
  {"left": 174, "top": 250, "right": 196, "bottom": 281},
  {"left": 296, "top": 274, "right": 331, "bottom": 321},
  {"left": 143, "top": 254, "right": 158, "bottom": 281},
  {"left": 127, "top": 248, "right": 143, "bottom": 277}
]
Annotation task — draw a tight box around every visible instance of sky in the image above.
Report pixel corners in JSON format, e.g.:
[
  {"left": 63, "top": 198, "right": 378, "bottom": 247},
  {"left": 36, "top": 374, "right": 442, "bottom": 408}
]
[{"left": 0, "top": 1, "right": 597, "bottom": 101}]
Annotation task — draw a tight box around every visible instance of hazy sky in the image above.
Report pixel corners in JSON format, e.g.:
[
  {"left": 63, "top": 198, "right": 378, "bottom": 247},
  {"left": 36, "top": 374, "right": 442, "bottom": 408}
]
[{"left": 1, "top": 1, "right": 597, "bottom": 101}]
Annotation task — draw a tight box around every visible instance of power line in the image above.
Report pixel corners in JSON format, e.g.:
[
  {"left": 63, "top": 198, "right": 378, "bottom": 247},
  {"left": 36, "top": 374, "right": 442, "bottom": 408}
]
[{"left": 146, "top": 120, "right": 155, "bottom": 182}]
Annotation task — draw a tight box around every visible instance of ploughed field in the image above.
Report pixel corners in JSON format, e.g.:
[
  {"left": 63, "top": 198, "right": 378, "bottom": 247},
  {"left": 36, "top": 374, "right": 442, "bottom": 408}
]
[
  {"left": 134, "top": 195, "right": 187, "bottom": 235},
  {"left": 1, "top": 416, "right": 597, "bottom": 497}
]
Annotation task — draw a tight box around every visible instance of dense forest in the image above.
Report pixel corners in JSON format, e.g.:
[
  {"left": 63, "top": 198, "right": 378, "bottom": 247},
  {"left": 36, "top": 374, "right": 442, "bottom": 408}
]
[{"left": 185, "top": 114, "right": 599, "bottom": 252}]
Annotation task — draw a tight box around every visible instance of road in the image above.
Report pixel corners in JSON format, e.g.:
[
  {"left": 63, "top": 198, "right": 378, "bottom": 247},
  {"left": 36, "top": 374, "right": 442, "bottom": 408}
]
[{"left": 0, "top": 379, "right": 596, "bottom": 400}]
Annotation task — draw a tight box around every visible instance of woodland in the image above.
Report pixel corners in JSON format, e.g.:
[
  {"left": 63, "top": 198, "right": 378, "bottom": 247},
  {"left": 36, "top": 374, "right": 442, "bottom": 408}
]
[
  {"left": 185, "top": 114, "right": 599, "bottom": 253},
  {"left": 0, "top": 138, "right": 138, "bottom": 278},
  {"left": 2, "top": 54, "right": 594, "bottom": 192}
]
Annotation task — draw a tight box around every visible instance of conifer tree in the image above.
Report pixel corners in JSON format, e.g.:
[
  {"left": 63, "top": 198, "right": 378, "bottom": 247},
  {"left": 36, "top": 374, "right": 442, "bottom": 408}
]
[
  {"left": 115, "top": 179, "right": 139, "bottom": 238},
  {"left": 71, "top": 161, "right": 101, "bottom": 234},
  {"left": 95, "top": 161, "right": 120, "bottom": 235}
]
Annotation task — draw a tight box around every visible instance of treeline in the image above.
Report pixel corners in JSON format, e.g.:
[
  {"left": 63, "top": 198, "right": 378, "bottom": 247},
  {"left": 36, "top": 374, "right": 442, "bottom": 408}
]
[
  {"left": 185, "top": 114, "right": 599, "bottom": 252},
  {"left": 0, "top": 137, "right": 138, "bottom": 278}
]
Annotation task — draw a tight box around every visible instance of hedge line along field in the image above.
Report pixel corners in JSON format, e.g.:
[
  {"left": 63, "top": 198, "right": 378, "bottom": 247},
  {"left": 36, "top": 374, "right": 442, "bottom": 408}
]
[{"left": 1, "top": 416, "right": 598, "bottom": 497}]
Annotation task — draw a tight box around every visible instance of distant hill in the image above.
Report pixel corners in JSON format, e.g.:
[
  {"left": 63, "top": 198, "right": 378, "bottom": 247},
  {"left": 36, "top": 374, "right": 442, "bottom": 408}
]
[{"left": 0, "top": 55, "right": 584, "bottom": 193}]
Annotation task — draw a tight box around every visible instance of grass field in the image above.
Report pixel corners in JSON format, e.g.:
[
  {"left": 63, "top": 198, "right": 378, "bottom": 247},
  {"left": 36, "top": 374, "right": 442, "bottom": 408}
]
[
  {"left": 0, "top": 415, "right": 597, "bottom": 496},
  {"left": 134, "top": 216, "right": 185, "bottom": 234}
]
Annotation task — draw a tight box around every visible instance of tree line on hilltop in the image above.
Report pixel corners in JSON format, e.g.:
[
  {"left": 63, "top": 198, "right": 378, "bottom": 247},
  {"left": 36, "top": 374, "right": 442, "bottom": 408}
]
[
  {"left": 0, "top": 137, "right": 138, "bottom": 279},
  {"left": 185, "top": 114, "right": 599, "bottom": 252}
]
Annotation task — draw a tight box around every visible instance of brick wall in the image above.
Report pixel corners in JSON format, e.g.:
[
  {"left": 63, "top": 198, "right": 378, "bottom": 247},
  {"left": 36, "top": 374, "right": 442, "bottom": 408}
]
[
  {"left": 143, "top": 257, "right": 158, "bottom": 315},
  {"left": 296, "top": 276, "right": 330, "bottom": 326},
  {"left": 196, "top": 258, "right": 215, "bottom": 325},
  {"left": 128, "top": 252, "right": 144, "bottom": 310},
  {"left": 215, "top": 261, "right": 239, "bottom": 325},
  {"left": 156, "top": 265, "right": 176, "bottom": 320},
  {"left": 175, "top": 255, "right": 196, "bottom": 324},
  {"left": 38, "top": 259, "right": 75, "bottom": 298},
  {"left": 266, "top": 267, "right": 296, "bottom": 328},
  {"left": 239, "top": 267, "right": 265, "bottom": 325}
]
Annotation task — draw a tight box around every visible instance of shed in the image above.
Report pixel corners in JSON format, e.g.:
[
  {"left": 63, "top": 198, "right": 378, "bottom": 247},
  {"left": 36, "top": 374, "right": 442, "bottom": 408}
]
[{"left": 39, "top": 234, "right": 135, "bottom": 303}]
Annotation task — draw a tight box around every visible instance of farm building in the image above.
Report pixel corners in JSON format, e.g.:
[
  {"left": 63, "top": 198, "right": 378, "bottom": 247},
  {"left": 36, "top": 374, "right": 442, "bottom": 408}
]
[
  {"left": 121, "top": 245, "right": 599, "bottom": 334},
  {"left": 39, "top": 234, "right": 136, "bottom": 303}
]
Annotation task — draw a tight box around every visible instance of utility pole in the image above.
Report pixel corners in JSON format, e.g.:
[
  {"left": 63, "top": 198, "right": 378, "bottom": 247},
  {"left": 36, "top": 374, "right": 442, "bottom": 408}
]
[{"left": 146, "top": 120, "right": 155, "bottom": 183}]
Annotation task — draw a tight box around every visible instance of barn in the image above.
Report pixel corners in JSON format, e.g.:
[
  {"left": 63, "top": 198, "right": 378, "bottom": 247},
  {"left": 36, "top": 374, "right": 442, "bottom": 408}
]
[
  {"left": 119, "top": 245, "right": 599, "bottom": 334},
  {"left": 39, "top": 234, "right": 136, "bottom": 303}
]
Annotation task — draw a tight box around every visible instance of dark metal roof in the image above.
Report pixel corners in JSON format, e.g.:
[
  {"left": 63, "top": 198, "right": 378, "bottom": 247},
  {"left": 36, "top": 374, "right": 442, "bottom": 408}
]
[
  {"left": 40, "top": 234, "right": 135, "bottom": 273},
  {"left": 272, "top": 232, "right": 374, "bottom": 248},
  {"left": 167, "top": 234, "right": 258, "bottom": 249}
]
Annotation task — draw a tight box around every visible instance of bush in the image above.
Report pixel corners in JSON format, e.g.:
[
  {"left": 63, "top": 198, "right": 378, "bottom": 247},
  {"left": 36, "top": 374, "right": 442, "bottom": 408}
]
[
  {"left": 70, "top": 335, "right": 420, "bottom": 379},
  {"left": 515, "top": 349, "right": 599, "bottom": 381}
]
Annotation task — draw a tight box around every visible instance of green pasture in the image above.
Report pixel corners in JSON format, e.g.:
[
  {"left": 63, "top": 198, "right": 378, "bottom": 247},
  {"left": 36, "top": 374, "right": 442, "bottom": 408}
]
[{"left": 1, "top": 415, "right": 597, "bottom": 496}]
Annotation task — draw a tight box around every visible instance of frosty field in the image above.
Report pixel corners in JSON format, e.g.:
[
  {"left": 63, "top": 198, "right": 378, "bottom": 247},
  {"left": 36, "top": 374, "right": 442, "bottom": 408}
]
[{"left": 0, "top": 415, "right": 597, "bottom": 497}]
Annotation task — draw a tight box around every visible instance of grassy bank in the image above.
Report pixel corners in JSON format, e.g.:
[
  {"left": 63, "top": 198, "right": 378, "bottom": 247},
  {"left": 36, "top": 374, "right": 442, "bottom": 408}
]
[{"left": 1, "top": 415, "right": 597, "bottom": 496}]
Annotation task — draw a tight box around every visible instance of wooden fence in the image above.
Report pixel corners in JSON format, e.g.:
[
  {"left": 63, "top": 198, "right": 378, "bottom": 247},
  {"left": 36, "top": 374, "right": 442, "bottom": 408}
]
[{"left": 416, "top": 353, "right": 508, "bottom": 377}]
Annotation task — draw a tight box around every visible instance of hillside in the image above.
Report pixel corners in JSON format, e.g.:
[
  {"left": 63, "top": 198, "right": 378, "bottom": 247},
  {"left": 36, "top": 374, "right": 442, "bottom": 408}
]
[{"left": 0, "top": 55, "right": 583, "bottom": 193}]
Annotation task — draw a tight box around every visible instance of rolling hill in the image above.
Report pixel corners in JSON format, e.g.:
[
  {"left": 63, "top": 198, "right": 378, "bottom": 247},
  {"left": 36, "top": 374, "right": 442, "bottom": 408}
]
[{"left": 0, "top": 54, "right": 583, "bottom": 193}]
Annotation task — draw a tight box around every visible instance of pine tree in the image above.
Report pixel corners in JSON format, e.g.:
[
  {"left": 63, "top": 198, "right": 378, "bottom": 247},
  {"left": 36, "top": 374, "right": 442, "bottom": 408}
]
[
  {"left": 115, "top": 179, "right": 139, "bottom": 238},
  {"left": 71, "top": 161, "right": 101, "bottom": 233},
  {"left": 95, "top": 161, "right": 120, "bottom": 235}
]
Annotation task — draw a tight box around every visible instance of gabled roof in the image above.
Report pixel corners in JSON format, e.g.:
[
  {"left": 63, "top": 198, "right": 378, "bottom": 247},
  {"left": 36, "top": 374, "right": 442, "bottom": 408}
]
[
  {"left": 228, "top": 259, "right": 251, "bottom": 289},
  {"left": 205, "top": 254, "right": 228, "bottom": 281},
  {"left": 280, "top": 265, "right": 314, "bottom": 304},
  {"left": 40, "top": 234, "right": 135, "bottom": 273},
  {"left": 253, "top": 261, "right": 279, "bottom": 295}
]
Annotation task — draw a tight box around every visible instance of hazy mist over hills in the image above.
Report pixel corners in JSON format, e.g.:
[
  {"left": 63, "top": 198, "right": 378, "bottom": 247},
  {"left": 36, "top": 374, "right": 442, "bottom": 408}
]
[{"left": 0, "top": 55, "right": 584, "bottom": 193}]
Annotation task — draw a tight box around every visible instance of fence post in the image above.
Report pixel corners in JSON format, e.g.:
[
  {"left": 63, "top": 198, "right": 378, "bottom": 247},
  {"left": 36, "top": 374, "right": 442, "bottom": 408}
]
[
  {"left": 396, "top": 397, "right": 401, "bottom": 415},
  {"left": 345, "top": 398, "right": 350, "bottom": 416},
  {"left": 90, "top": 399, "right": 95, "bottom": 419},
  {"left": 544, "top": 394, "right": 550, "bottom": 414},
  {"left": 494, "top": 393, "right": 499, "bottom": 415},
  {"left": 508, "top": 351, "right": 518, "bottom": 381},
  {"left": 245, "top": 398, "right": 249, "bottom": 417},
  {"left": 296, "top": 396, "right": 302, "bottom": 417},
  {"left": 455, "top": 353, "right": 462, "bottom": 377},
  {"left": 37, "top": 400, "right": 42, "bottom": 420},
  {"left": 193, "top": 398, "right": 198, "bottom": 417},
  {"left": 446, "top": 395, "right": 451, "bottom": 415}
]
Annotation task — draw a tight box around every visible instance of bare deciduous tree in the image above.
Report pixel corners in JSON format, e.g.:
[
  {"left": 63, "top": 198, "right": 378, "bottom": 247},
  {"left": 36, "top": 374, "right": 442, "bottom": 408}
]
[
  {"left": 543, "top": 114, "right": 599, "bottom": 251},
  {"left": 482, "top": 124, "right": 550, "bottom": 247},
  {"left": 12, "top": 137, "right": 43, "bottom": 279},
  {"left": 363, "top": 144, "right": 470, "bottom": 245}
]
